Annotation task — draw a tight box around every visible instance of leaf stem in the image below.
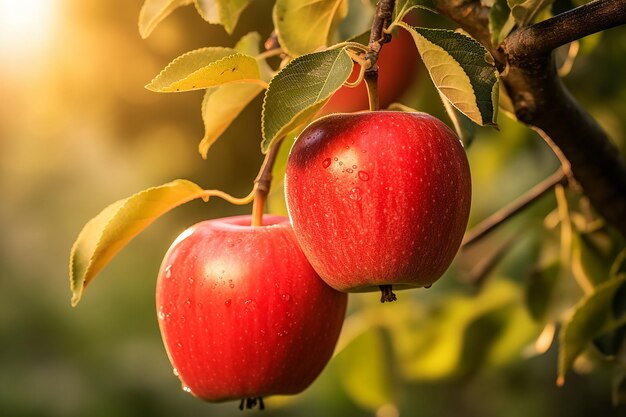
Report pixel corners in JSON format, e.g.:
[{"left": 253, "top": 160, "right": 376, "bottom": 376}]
[
  {"left": 256, "top": 48, "right": 284, "bottom": 60},
  {"left": 251, "top": 137, "right": 285, "bottom": 226},
  {"left": 462, "top": 170, "right": 568, "bottom": 248},
  {"left": 202, "top": 188, "right": 255, "bottom": 205}
]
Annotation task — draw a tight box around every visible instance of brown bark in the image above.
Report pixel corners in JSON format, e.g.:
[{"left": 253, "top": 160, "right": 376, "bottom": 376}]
[{"left": 432, "top": 0, "right": 626, "bottom": 236}]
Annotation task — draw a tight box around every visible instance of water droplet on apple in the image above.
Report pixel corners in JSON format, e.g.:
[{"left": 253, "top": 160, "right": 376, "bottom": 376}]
[
  {"left": 334, "top": 157, "right": 338, "bottom": 161},
  {"left": 322, "top": 158, "right": 331, "bottom": 168},
  {"left": 358, "top": 171, "right": 369, "bottom": 181},
  {"left": 182, "top": 386, "right": 192, "bottom": 394},
  {"left": 172, "top": 368, "right": 179, "bottom": 377},
  {"left": 345, "top": 168, "right": 353, "bottom": 173},
  {"left": 158, "top": 308, "right": 166, "bottom": 321},
  {"left": 164, "top": 265, "right": 172, "bottom": 279},
  {"left": 188, "top": 276, "right": 195, "bottom": 284},
  {"left": 176, "top": 342, "right": 183, "bottom": 349},
  {"left": 229, "top": 279, "right": 235, "bottom": 288},
  {"left": 244, "top": 299, "right": 257, "bottom": 312},
  {"left": 281, "top": 293, "right": 291, "bottom": 302},
  {"left": 349, "top": 187, "right": 362, "bottom": 201},
  {"left": 224, "top": 299, "right": 232, "bottom": 307}
]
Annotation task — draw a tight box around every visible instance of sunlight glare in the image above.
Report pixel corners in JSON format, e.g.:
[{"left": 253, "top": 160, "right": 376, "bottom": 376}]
[{"left": 0, "top": 0, "right": 59, "bottom": 62}]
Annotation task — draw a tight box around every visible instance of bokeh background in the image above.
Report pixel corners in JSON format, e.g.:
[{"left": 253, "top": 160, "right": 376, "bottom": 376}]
[{"left": 1, "top": 0, "right": 625, "bottom": 416}]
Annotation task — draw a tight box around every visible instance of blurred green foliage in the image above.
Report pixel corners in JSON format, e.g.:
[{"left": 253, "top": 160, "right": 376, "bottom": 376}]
[{"left": 1, "top": 0, "right": 625, "bottom": 416}]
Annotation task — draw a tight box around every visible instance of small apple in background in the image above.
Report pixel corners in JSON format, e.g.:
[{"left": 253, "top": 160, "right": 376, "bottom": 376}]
[
  {"left": 319, "top": 26, "right": 419, "bottom": 115},
  {"left": 156, "top": 215, "right": 347, "bottom": 409},
  {"left": 285, "top": 112, "right": 471, "bottom": 302}
]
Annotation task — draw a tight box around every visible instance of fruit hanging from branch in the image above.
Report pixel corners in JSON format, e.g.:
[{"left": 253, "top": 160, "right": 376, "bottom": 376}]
[
  {"left": 156, "top": 215, "right": 347, "bottom": 409},
  {"left": 285, "top": 111, "right": 472, "bottom": 302}
]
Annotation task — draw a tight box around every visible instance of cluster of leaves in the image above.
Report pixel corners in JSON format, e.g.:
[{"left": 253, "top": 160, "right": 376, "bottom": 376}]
[{"left": 69, "top": 0, "right": 626, "bottom": 408}]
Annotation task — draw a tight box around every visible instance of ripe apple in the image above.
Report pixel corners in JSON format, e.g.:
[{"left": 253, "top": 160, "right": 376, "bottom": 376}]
[
  {"left": 156, "top": 214, "right": 347, "bottom": 409},
  {"left": 285, "top": 111, "right": 471, "bottom": 302},
  {"left": 318, "top": 25, "right": 419, "bottom": 115}
]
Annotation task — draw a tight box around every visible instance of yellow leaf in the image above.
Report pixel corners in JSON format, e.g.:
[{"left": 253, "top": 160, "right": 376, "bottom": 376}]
[
  {"left": 198, "top": 83, "right": 262, "bottom": 158},
  {"left": 69, "top": 180, "right": 209, "bottom": 306},
  {"left": 146, "top": 48, "right": 262, "bottom": 93},
  {"left": 138, "top": 0, "right": 193, "bottom": 39},
  {"left": 273, "top": 0, "right": 346, "bottom": 57}
]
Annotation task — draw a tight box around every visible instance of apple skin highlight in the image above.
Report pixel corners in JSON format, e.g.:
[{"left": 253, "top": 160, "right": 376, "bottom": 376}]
[
  {"left": 285, "top": 112, "right": 471, "bottom": 293},
  {"left": 156, "top": 215, "right": 347, "bottom": 403}
]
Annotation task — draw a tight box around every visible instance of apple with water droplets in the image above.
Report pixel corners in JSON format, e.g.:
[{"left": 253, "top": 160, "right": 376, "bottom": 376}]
[
  {"left": 156, "top": 215, "right": 347, "bottom": 409},
  {"left": 285, "top": 112, "right": 471, "bottom": 302}
]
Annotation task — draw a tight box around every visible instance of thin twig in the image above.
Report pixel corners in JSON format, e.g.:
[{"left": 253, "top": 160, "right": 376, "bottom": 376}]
[
  {"left": 364, "top": 0, "right": 396, "bottom": 111},
  {"left": 462, "top": 237, "right": 516, "bottom": 287},
  {"left": 462, "top": 170, "right": 568, "bottom": 248}
]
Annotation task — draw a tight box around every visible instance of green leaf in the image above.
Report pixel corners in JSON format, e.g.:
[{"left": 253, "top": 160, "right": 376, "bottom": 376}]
[
  {"left": 146, "top": 47, "right": 262, "bottom": 93},
  {"left": 571, "top": 230, "right": 612, "bottom": 288},
  {"left": 198, "top": 84, "right": 262, "bottom": 158},
  {"left": 489, "top": 0, "right": 515, "bottom": 46},
  {"left": 438, "top": 90, "right": 477, "bottom": 146},
  {"left": 334, "top": 327, "right": 394, "bottom": 410},
  {"left": 397, "top": 23, "right": 499, "bottom": 126},
  {"left": 138, "top": 0, "right": 193, "bottom": 39},
  {"left": 507, "top": 0, "right": 552, "bottom": 27},
  {"left": 393, "top": 0, "right": 437, "bottom": 22},
  {"left": 558, "top": 275, "right": 626, "bottom": 385},
  {"left": 613, "top": 369, "right": 626, "bottom": 406},
  {"left": 197, "top": 33, "right": 268, "bottom": 158},
  {"left": 193, "top": 0, "right": 254, "bottom": 34},
  {"left": 69, "top": 180, "right": 209, "bottom": 307},
  {"left": 592, "top": 324, "right": 626, "bottom": 358},
  {"left": 526, "top": 261, "right": 560, "bottom": 322},
  {"left": 390, "top": 280, "right": 519, "bottom": 380},
  {"left": 273, "top": 0, "right": 347, "bottom": 57},
  {"left": 610, "top": 249, "right": 626, "bottom": 279},
  {"left": 261, "top": 47, "right": 353, "bottom": 152}
]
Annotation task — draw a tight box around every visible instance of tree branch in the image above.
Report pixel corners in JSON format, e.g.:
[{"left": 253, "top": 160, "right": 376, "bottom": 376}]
[
  {"left": 462, "top": 170, "right": 567, "bottom": 248},
  {"left": 505, "top": 0, "right": 626, "bottom": 59},
  {"left": 433, "top": 0, "right": 626, "bottom": 237}
]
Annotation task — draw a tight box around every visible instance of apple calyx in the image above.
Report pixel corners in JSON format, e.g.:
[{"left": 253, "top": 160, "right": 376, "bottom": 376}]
[
  {"left": 239, "top": 397, "right": 265, "bottom": 410},
  {"left": 379, "top": 285, "right": 397, "bottom": 303}
]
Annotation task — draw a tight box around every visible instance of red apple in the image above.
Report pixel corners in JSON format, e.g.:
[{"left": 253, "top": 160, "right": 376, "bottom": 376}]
[
  {"left": 285, "top": 112, "right": 471, "bottom": 301},
  {"left": 156, "top": 214, "right": 347, "bottom": 409},
  {"left": 318, "top": 25, "right": 419, "bottom": 115}
]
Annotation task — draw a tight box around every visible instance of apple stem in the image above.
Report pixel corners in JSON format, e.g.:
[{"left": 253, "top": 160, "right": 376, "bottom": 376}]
[
  {"left": 251, "top": 137, "right": 285, "bottom": 227},
  {"left": 379, "top": 285, "right": 397, "bottom": 303},
  {"left": 364, "top": 72, "right": 380, "bottom": 111},
  {"left": 239, "top": 397, "right": 265, "bottom": 411}
]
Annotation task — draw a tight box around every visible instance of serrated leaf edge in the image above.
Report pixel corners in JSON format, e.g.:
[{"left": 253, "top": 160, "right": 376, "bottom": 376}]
[
  {"left": 260, "top": 48, "right": 352, "bottom": 153},
  {"left": 147, "top": 51, "right": 262, "bottom": 92}
]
